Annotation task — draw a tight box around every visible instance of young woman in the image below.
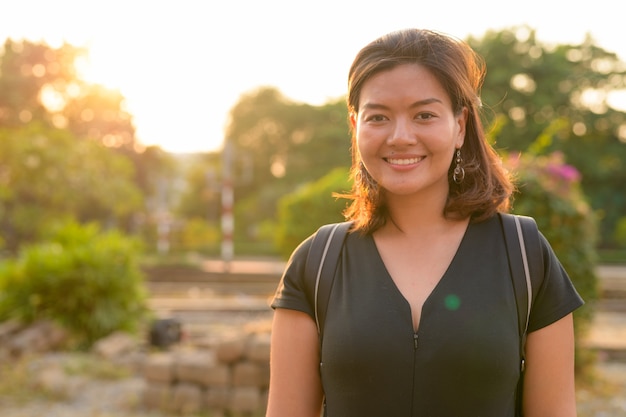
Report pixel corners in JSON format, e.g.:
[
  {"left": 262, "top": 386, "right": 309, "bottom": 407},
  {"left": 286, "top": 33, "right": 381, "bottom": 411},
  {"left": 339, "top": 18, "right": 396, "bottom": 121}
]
[{"left": 267, "top": 29, "right": 583, "bottom": 417}]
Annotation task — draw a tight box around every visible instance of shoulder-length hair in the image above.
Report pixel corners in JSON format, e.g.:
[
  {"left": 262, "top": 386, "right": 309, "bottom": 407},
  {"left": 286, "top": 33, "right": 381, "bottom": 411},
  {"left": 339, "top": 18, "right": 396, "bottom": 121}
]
[{"left": 342, "top": 29, "right": 513, "bottom": 233}]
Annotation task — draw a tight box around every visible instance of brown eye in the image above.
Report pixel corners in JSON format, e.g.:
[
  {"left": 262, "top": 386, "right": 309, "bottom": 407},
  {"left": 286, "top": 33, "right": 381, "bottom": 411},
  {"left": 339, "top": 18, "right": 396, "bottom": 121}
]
[
  {"left": 415, "top": 112, "right": 435, "bottom": 120},
  {"left": 366, "top": 114, "right": 387, "bottom": 122}
]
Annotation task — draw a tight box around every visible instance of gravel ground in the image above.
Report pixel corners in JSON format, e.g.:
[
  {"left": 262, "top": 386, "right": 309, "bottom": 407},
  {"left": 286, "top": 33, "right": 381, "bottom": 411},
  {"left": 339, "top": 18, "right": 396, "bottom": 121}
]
[
  {"left": 576, "top": 361, "right": 626, "bottom": 416},
  {"left": 1, "top": 355, "right": 625, "bottom": 417},
  {"left": 1, "top": 377, "right": 152, "bottom": 417}
]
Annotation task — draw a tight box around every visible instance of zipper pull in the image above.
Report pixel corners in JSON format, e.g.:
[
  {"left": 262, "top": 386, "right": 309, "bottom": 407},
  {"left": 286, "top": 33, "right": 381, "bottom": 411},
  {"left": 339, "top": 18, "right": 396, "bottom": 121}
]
[{"left": 413, "top": 333, "right": 419, "bottom": 350}]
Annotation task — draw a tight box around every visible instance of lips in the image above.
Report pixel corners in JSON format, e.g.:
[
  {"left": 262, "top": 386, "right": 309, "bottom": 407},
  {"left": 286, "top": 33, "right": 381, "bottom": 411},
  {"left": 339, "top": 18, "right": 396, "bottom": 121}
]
[{"left": 385, "top": 156, "right": 424, "bottom": 165}]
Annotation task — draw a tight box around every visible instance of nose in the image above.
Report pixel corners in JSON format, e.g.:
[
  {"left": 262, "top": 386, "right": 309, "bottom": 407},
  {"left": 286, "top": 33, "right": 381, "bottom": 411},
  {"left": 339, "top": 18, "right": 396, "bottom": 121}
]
[{"left": 387, "top": 117, "right": 416, "bottom": 146}]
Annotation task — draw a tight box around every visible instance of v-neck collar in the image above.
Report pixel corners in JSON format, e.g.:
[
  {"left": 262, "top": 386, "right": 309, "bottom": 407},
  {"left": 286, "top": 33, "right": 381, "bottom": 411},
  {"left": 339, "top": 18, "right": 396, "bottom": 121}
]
[{"left": 365, "top": 220, "right": 473, "bottom": 333}]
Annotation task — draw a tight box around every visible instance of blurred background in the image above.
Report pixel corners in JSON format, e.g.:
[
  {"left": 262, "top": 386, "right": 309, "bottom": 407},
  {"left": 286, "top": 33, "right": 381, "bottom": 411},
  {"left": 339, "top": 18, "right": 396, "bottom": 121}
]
[{"left": 0, "top": 0, "right": 625, "bottom": 415}]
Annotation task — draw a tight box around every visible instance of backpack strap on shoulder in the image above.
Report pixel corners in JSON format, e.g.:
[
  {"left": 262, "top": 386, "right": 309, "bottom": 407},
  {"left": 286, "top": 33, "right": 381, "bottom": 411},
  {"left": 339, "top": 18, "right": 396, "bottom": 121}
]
[
  {"left": 499, "top": 213, "right": 543, "bottom": 368},
  {"left": 515, "top": 215, "right": 544, "bottom": 305},
  {"left": 304, "top": 222, "right": 352, "bottom": 339},
  {"left": 500, "top": 213, "right": 543, "bottom": 416}
]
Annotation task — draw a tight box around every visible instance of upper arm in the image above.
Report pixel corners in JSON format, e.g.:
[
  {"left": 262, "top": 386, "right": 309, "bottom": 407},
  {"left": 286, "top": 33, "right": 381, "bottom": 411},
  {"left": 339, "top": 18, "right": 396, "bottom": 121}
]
[
  {"left": 522, "top": 313, "right": 577, "bottom": 417},
  {"left": 266, "top": 308, "right": 324, "bottom": 417}
]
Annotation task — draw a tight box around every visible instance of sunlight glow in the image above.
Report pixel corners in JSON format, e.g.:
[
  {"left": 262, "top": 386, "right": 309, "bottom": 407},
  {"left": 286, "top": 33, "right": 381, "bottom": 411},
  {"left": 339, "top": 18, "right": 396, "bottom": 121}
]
[
  {"left": 74, "top": 48, "right": 124, "bottom": 91},
  {"left": 573, "top": 88, "right": 609, "bottom": 114},
  {"left": 572, "top": 122, "right": 587, "bottom": 136},
  {"left": 608, "top": 90, "right": 626, "bottom": 112},
  {"left": 510, "top": 73, "right": 537, "bottom": 94},
  {"left": 2, "top": 0, "right": 626, "bottom": 153},
  {"left": 39, "top": 84, "right": 66, "bottom": 112}
]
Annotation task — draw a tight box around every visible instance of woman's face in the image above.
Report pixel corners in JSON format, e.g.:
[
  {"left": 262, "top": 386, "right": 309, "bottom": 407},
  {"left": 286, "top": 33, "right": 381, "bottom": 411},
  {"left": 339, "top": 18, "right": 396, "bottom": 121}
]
[{"left": 352, "top": 63, "right": 467, "bottom": 201}]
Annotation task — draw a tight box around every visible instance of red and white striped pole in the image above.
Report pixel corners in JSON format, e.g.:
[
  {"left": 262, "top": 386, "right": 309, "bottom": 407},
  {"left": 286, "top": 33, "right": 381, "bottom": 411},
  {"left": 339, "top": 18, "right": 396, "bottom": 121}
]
[{"left": 221, "top": 141, "right": 234, "bottom": 272}]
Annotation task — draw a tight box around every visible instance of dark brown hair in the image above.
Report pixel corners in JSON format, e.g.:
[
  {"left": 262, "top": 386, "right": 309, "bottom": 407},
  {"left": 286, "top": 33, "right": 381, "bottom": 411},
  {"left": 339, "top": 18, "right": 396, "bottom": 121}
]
[{"left": 342, "top": 29, "right": 513, "bottom": 233}]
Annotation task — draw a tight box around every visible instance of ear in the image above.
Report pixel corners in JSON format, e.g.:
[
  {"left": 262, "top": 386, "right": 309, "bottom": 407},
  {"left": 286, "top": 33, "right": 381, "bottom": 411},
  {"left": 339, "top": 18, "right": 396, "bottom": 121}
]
[
  {"left": 349, "top": 112, "right": 357, "bottom": 130},
  {"left": 455, "top": 107, "right": 468, "bottom": 148}
]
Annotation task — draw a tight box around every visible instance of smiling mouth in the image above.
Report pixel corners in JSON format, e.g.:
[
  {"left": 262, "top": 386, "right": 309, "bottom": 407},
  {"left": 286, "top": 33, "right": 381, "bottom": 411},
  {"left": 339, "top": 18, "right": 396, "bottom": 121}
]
[{"left": 385, "top": 157, "right": 424, "bottom": 165}]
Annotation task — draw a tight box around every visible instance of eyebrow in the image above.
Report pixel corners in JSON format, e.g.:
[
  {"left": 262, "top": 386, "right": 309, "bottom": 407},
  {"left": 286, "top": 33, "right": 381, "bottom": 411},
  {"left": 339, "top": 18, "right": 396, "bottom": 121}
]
[{"left": 361, "top": 97, "right": 444, "bottom": 110}]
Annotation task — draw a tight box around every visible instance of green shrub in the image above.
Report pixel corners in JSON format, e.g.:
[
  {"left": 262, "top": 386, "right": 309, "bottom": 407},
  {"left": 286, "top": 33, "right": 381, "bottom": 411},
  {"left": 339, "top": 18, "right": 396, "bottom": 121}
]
[
  {"left": 506, "top": 151, "right": 598, "bottom": 373},
  {"left": 275, "top": 168, "right": 351, "bottom": 258},
  {"left": 0, "top": 221, "right": 149, "bottom": 348}
]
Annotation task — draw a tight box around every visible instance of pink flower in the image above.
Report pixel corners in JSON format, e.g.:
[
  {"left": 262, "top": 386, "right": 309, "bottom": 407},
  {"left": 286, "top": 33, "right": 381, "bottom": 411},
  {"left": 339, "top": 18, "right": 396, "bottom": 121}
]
[{"left": 546, "top": 163, "right": 581, "bottom": 183}]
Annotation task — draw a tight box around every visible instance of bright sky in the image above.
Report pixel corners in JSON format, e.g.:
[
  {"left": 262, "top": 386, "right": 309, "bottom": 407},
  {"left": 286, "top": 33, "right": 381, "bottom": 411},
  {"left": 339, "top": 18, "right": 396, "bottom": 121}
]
[{"left": 1, "top": 0, "right": 624, "bottom": 153}]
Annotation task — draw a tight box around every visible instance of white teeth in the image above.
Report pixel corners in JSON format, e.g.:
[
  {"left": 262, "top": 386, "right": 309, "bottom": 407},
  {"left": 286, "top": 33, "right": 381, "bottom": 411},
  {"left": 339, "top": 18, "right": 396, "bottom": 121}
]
[{"left": 387, "top": 157, "right": 423, "bottom": 165}]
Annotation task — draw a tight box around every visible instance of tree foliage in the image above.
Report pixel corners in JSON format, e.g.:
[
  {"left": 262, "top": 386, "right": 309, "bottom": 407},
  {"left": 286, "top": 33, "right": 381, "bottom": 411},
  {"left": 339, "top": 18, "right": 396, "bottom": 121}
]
[
  {"left": 218, "top": 29, "right": 626, "bottom": 252},
  {"left": 469, "top": 26, "right": 626, "bottom": 248},
  {"left": 175, "top": 153, "right": 222, "bottom": 221},
  {"left": 275, "top": 167, "right": 351, "bottom": 258},
  {"left": 226, "top": 88, "right": 350, "bottom": 189},
  {"left": 223, "top": 87, "right": 351, "bottom": 245},
  {"left": 0, "top": 124, "right": 142, "bottom": 252},
  {"left": 0, "top": 39, "right": 136, "bottom": 149},
  {"left": 0, "top": 38, "right": 179, "bottom": 253},
  {"left": 507, "top": 151, "right": 598, "bottom": 372}
]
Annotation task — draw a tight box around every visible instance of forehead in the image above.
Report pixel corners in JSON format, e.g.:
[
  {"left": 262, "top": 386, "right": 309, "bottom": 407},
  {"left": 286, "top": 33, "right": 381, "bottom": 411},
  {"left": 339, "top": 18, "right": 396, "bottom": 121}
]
[{"left": 359, "top": 63, "right": 451, "bottom": 108}]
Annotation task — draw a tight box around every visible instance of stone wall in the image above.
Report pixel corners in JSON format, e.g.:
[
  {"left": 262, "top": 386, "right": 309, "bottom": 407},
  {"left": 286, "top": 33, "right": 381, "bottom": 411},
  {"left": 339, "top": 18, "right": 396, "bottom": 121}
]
[
  {"left": 0, "top": 319, "right": 68, "bottom": 360},
  {"left": 142, "top": 328, "right": 271, "bottom": 416},
  {"left": 0, "top": 318, "right": 274, "bottom": 416}
]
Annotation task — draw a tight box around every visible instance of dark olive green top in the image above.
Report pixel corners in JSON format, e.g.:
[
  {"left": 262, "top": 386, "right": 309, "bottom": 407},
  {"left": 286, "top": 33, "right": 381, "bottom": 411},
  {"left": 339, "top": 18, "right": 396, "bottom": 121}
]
[{"left": 272, "top": 215, "right": 583, "bottom": 417}]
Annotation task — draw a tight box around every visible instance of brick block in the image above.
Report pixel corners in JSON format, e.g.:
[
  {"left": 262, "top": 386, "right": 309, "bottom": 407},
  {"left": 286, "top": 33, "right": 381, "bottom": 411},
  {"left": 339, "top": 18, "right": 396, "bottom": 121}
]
[
  {"left": 205, "top": 386, "right": 231, "bottom": 408},
  {"left": 92, "top": 331, "right": 138, "bottom": 359},
  {"left": 172, "top": 382, "right": 204, "bottom": 414},
  {"left": 215, "top": 334, "right": 248, "bottom": 363},
  {"left": 229, "top": 386, "right": 262, "bottom": 413},
  {"left": 233, "top": 362, "right": 269, "bottom": 387},
  {"left": 246, "top": 331, "right": 271, "bottom": 362},
  {"left": 176, "top": 350, "right": 231, "bottom": 387},
  {"left": 143, "top": 381, "right": 172, "bottom": 410},
  {"left": 9, "top": 320, "right": 66, "bottom": 355},
  {"left": 143, "top": 353, "right": 175, "bottom": 383}
]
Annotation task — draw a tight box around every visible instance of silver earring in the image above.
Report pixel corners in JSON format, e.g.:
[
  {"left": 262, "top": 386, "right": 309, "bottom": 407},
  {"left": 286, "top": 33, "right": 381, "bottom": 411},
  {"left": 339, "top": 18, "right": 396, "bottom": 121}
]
[{"left": 453, "top": 149, "right": 465, "bottom": 184}]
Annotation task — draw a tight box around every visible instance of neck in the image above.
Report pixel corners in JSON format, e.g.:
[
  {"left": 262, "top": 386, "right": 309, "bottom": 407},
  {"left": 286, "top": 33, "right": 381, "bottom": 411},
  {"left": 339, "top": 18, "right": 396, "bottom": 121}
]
[{"left": 382, "top": 187, "right": 453, "bottom": 234}]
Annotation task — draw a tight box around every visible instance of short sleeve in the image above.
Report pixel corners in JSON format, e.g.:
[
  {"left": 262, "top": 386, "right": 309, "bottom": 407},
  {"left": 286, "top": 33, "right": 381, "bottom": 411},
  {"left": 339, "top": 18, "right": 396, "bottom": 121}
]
[
  {"left": 527, "top": 232, "right": 585, "bottom": 333},
  {"left": 270, "top": 235, "right": 315, "bottom": 318}
]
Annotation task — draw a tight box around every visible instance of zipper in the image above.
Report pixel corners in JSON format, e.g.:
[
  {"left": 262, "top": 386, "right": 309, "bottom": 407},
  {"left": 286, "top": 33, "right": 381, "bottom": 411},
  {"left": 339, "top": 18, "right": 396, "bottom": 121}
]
[{"left": 411, "top": 331, "right": 419, "bottom": 416}]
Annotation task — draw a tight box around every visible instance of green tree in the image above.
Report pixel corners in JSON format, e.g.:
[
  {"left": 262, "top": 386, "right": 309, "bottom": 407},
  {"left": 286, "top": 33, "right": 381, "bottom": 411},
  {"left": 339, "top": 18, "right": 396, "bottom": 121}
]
[
  {"left": 175, "top": 152, "right": 222, "bottom": 221},
  {"left": 0, "top": 39, "right": 80, "bottom": 128},
  {"left": 469, "top": 26, "right": 626, "bottom": 248},
  {"left": 0, "top": 39, "right": 181, "bottom": 250},
  {"left": 506, "top": 150, "right": 598, "bottom": 373},
  {"left": 166, "top": 152, "right": 223, "bottom": 255},
  {"left": 226, "top": 88, "right": 350, "bottom": 191},
  {"left": 0, "top": 124, "right": 142, "bottom": 252},
  {"left": 0, "top": 39, "right": 137, "bottom": 150},
  {"left": 223, "top": 87, "right": 350, "bottom": 248},
  {"left": 213, "top": 27, "right": 626, "bottom": 254},
  {"left": 275, "top": 167, "right": 350, "bottom": 258}
]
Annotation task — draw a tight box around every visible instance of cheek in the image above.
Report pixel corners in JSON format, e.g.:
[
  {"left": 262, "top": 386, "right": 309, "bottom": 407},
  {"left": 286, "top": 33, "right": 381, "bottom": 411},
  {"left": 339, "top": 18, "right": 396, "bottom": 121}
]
[
  {"left": 355, "top": 140, "right": 367, "bottom": 164},
  {"left": 355, "top": 131, "right": 376, "bottom": 160},
  {"left": 354, "top": 125, "right": 368, "bottom": 153},
  {"left": 355, "top": 122, "right": 381, "bottom": 147}
]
